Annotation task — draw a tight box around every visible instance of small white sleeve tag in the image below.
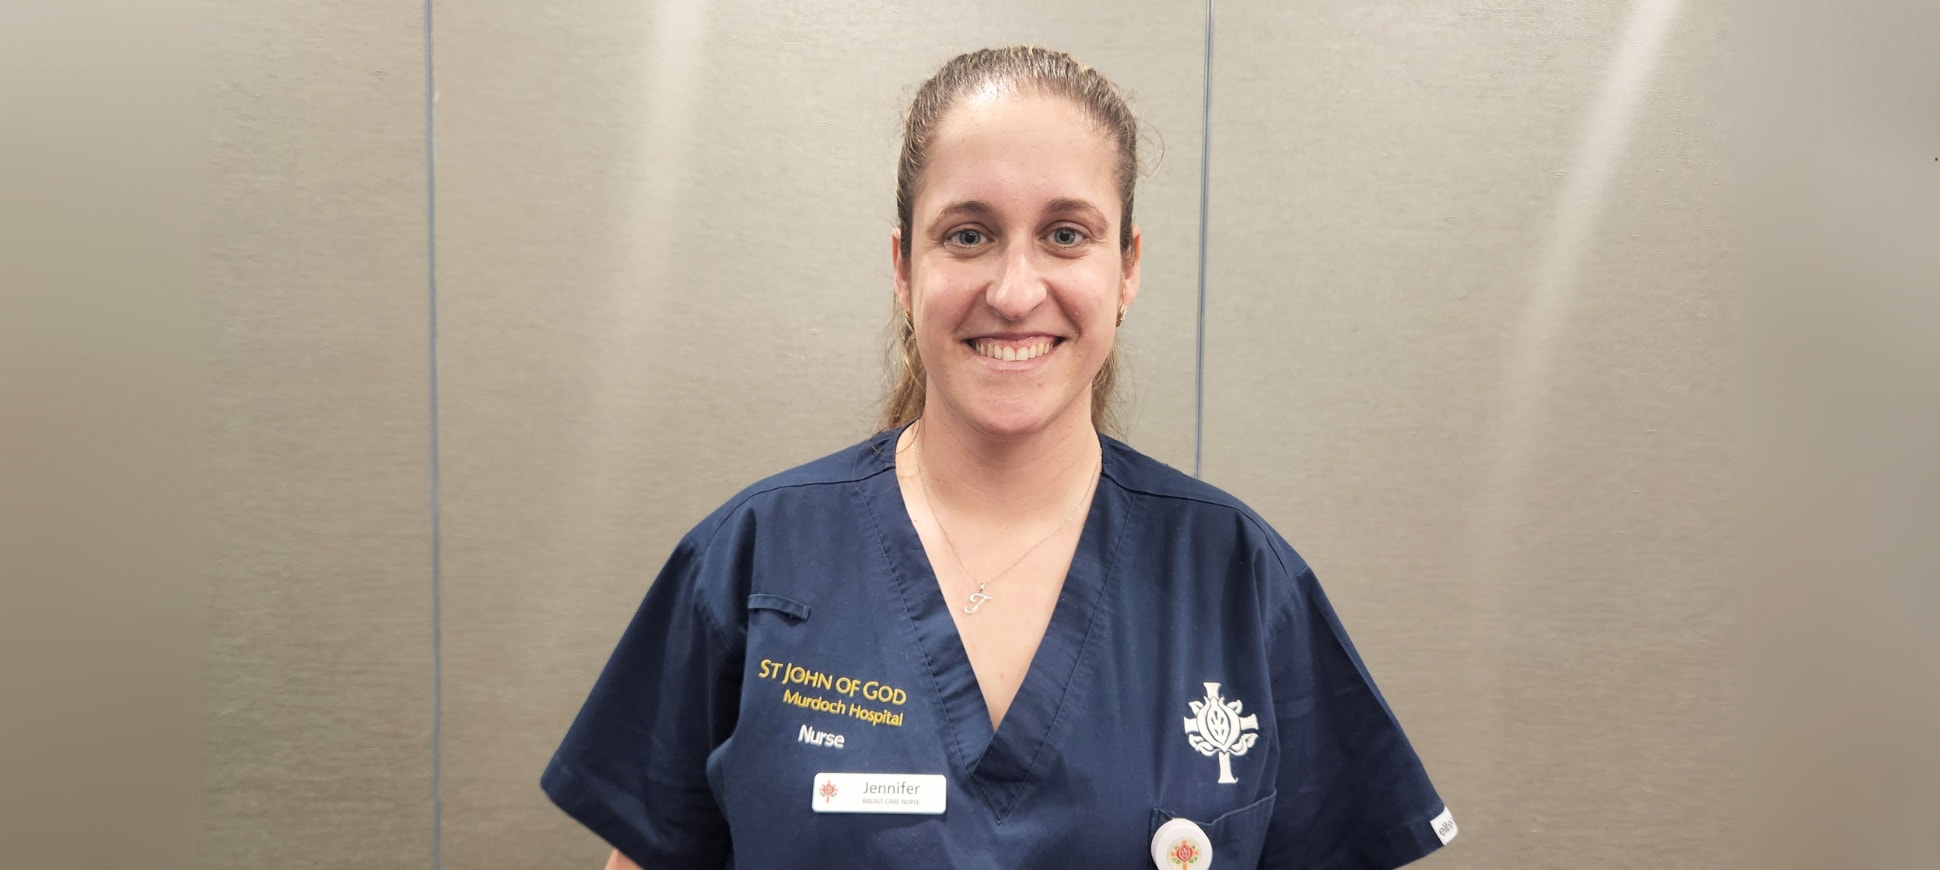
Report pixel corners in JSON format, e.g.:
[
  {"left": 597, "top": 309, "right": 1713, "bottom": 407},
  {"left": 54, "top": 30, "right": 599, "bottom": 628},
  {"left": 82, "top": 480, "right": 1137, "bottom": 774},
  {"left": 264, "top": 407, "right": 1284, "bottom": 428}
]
[
  {"left": 810, "top": 773, "right": 947, "bottom": 814},
  {"left": 1430, "top": 806, "right": 1458, "bottom": 845}
]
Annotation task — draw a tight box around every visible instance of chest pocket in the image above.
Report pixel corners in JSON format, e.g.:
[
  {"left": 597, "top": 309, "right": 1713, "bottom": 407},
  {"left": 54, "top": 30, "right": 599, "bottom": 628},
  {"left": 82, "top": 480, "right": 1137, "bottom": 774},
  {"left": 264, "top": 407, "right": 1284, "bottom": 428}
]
[
  {"left": 1149, "top": 790, "right": 1277, "bottom": 869},
  {"left": 747, "top": 592, "right": 812, "bottom": 622}
]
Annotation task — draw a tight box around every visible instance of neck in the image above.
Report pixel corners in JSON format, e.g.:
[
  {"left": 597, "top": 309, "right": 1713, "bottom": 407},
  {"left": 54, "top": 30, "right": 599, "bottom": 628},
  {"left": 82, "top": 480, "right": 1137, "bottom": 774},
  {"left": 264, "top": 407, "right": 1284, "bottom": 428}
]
[{"left": 899, "top": 403, "right": 1102, "bottom": 523}]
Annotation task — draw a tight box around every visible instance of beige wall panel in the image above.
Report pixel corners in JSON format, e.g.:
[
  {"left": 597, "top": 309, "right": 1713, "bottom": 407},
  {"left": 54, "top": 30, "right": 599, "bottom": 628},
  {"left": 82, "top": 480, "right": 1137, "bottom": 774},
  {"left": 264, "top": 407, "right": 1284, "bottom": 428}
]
[
  {"left": 205, "top": 2, "right": 433, "bottom": 868},
  {"left": 1201, "top": 1, "right": 1735, "bottom": 867},
  {"left": 433, "top": 1, "right": 1205, "bottom": 865},
  {"left": 1740, "top": 6, "right": 1940, "bottom": 867}
]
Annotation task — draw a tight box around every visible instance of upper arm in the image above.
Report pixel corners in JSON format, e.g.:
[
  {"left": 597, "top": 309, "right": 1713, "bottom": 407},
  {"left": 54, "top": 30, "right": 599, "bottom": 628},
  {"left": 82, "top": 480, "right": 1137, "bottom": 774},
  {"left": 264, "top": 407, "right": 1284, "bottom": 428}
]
[
  {"left": 1258, "top": 562, "right": 1452, "bottom": 868},
  {"left": 540, "top": 533, "right": 743, "bottom": 868}
]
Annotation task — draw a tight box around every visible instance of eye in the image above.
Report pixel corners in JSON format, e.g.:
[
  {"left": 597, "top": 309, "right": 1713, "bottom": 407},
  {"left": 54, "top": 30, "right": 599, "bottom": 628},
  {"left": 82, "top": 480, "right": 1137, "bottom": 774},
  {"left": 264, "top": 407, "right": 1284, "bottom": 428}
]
[
  {"left": 1049, "top": 226, "right": 1087, "bottom": 247},
  {"left": 947, "top": 228, "right": 987, "bottom": 248}
]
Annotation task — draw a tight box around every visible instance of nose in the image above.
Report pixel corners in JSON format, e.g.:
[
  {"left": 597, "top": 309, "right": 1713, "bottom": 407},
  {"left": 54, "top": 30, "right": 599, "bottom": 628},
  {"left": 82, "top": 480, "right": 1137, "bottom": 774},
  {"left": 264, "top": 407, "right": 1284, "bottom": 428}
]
[{"left": 985, "top": 243, "right": 1048, "bottom": 321}]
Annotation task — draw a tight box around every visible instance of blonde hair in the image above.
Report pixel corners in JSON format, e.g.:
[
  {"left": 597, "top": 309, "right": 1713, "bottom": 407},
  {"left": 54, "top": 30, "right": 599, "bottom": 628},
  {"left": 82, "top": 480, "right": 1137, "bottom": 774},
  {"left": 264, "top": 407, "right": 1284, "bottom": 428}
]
[{"left": 879, "top": 46, "right": 1141, "bottom": 436}]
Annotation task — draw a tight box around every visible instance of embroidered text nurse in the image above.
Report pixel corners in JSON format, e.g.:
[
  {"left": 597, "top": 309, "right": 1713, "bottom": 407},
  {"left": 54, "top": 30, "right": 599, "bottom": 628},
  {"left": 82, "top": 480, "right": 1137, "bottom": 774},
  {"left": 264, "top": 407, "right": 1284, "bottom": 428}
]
[{"left": 540, "top": 46, "right": 1456, "bottom": 869}]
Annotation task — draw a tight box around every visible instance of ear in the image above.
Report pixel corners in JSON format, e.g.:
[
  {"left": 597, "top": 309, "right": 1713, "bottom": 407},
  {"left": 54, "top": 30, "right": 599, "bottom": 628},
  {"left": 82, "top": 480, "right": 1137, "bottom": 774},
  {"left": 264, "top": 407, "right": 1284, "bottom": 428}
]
[
  {"left": 1118, "top": 225, "right": 1143, "bottom": 313},
  {"left": 891, "top": 228, "right": 912, "bottom": 315}
]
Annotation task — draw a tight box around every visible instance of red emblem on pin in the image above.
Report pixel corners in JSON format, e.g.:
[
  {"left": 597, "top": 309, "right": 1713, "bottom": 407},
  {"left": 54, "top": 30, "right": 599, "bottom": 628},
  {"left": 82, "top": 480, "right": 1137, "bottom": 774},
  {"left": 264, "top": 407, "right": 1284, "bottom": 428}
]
[
  {"left": 818, "top": 779, "right": 838, "bottom": 804},
  {"left": 1151, "top": 818, "right": 1213, "bottom": 868},
  {"left": 1167, "top": 838, "right": 1201, "bottom": 866}
]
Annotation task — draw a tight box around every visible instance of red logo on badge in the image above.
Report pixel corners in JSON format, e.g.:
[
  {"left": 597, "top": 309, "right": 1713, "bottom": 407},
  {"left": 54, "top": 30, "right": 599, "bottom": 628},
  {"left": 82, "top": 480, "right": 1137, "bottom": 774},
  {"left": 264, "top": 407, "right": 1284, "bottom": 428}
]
[
  {"left": 818, "top": 779, "right": 838, "bottom": 804},
  {"left": 1167, "top": 838, "right": 1201, "bottom": 866}
]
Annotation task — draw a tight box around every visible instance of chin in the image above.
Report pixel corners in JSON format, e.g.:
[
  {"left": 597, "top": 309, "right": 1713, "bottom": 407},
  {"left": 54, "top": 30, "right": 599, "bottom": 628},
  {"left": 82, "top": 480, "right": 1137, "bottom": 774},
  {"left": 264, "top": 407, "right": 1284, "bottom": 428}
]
[{"left": 959, "top": 396, "right": 1090, "bottom": 441}]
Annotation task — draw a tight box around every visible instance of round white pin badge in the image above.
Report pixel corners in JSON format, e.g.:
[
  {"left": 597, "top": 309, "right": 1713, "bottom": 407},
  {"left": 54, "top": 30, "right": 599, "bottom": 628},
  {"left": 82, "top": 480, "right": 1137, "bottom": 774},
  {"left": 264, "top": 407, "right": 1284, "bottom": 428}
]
[{"left": 1150, "top": 817, "right": 1213, "bottom": 868}]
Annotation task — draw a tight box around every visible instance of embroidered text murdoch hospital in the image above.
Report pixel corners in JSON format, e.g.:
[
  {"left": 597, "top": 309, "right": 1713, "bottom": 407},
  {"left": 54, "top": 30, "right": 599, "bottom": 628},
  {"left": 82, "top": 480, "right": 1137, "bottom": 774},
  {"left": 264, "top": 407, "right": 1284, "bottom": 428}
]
[{"left": 1182, "top": 682, "right": 1260, "bottom": 784}]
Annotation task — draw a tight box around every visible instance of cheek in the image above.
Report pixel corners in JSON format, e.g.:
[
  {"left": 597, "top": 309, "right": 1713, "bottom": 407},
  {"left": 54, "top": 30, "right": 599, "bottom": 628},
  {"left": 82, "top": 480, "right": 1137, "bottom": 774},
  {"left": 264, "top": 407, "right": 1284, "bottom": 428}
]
[
  {"left": 911, "top": 266, "right": 979, "bottom": 319},
  {"left": 1053, "top": 264, "right": 1124, "bottom": 318}
]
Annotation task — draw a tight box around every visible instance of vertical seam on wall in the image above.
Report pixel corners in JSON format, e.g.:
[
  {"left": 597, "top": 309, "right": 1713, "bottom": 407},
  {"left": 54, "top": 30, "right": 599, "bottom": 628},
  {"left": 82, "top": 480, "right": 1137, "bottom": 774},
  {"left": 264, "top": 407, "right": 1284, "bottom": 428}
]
[
  {"left": 423, "top": 0, "right": 443, "bottom": 866},
  {"left": 1194, "top": 0, "right": 1215, "bottom": 478}
]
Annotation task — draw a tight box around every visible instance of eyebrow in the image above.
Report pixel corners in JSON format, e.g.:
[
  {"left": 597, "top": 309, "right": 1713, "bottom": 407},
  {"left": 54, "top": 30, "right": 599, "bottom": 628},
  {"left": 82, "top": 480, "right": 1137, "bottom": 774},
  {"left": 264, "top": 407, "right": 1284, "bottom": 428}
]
[
  {"left": 927, "top": 198, "right": 1110, "bottom": 231},
  {"left": 930, "top": 200, "right": 996, "bottom": 227},
  {"left": 1045, "top": 198, "right": 1109, "bottom": 227}
]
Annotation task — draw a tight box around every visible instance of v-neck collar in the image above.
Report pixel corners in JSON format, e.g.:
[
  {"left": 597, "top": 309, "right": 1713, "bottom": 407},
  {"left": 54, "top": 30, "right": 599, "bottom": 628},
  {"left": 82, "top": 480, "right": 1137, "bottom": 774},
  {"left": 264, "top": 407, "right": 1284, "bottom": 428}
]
[{"left": 853, "top": 426, "right": 1136, "bottom": 820}]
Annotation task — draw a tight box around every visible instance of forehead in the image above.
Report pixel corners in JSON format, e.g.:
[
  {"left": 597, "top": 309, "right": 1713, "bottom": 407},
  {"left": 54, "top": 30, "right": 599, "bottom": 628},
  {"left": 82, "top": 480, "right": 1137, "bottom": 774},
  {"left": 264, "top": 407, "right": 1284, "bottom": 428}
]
[{"left": 915, "top": 92, "right": 1119, "bottom": 220}]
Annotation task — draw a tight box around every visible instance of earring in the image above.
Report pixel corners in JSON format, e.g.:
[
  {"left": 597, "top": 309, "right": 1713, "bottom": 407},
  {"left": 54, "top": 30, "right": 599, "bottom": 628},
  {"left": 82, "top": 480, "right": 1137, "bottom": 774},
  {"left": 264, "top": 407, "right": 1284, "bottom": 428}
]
[{"left": 1116, "top": 306, "right": 1126, "bottom": 327}]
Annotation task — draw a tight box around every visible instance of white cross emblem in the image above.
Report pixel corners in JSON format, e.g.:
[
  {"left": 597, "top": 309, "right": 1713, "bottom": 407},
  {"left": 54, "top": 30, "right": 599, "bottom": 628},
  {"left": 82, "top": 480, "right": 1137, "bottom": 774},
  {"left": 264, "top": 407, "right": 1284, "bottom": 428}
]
[{"left": 1182, "top": 681, "right": 1259, "bottom": 784}]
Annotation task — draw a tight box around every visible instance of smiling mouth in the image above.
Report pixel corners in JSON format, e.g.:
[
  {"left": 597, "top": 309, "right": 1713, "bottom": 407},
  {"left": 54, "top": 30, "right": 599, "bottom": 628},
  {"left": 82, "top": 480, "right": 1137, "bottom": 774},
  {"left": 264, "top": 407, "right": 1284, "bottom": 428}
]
[{"left": 970, "top": 338, "right": 1059, "bottom": 362}]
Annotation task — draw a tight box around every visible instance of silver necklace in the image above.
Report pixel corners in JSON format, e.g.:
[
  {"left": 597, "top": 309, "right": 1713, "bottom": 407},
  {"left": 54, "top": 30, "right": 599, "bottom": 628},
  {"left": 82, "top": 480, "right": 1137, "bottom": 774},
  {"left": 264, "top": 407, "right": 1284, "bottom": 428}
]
[{"left": 915, "top": 434, "right": 1100, "bottom": 614}]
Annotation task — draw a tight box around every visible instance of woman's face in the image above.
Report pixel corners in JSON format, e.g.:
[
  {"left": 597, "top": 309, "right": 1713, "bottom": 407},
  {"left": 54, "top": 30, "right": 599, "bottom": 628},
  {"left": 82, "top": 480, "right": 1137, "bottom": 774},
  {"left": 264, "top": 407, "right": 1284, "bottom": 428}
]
[{"left": 893, "top": 91, "right": 1141, "bottom": 441}]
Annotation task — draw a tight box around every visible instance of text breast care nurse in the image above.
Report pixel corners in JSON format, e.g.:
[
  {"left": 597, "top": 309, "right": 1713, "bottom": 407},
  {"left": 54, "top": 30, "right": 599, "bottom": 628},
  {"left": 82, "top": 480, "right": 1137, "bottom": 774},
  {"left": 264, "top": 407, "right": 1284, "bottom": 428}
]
[{"left": 541, "top": 46, "right": 1457, "bottom": 869}]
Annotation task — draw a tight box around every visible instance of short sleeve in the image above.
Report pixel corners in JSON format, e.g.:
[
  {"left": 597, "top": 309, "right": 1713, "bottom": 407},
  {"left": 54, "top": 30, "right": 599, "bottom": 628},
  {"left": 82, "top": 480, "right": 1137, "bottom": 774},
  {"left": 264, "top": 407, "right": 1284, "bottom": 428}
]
[
  {"left": 540, "top": 534, "right": 742, "bottom": 868},
  {"left": 1259, "top": 564, "right": 1452, "bottom": 870}
]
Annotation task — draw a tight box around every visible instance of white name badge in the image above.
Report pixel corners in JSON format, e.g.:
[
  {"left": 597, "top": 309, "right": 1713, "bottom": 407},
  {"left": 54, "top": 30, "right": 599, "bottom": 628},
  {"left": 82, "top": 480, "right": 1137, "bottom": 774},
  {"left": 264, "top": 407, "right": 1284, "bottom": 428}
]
[{"left": 809, "top": 772, "right": 947, "bottom": 814}]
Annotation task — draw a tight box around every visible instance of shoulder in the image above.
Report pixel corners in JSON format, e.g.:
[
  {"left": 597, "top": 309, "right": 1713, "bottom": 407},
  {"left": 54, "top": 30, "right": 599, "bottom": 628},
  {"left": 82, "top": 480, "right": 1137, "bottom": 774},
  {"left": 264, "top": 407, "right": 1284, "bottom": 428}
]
[
  {"left": 1100, "top": 435, "right": 1312, "bottom": 582},
  {"left": 1098, "top": 436, "right": 1324, "bottom": 632},
  {"left": 644, "top": 430, "right": 899, "bottom": 634},
  {"left": 680, "top": 428, "right": 899, "bottom": 551}
]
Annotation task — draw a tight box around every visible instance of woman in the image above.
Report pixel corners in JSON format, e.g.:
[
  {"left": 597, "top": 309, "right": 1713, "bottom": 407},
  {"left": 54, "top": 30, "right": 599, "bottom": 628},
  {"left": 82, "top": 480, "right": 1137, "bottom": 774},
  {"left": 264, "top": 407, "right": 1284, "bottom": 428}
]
[{"left": 543, "top": 46, "right": 1453, "bottom": 869}]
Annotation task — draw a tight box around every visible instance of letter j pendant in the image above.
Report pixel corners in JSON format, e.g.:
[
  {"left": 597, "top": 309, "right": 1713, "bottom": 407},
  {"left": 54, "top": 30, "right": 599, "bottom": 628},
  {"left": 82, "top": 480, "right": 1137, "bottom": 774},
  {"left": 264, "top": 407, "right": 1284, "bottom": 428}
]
[{"left": 964, "top": 584, "right": 994, "bottom": 614}]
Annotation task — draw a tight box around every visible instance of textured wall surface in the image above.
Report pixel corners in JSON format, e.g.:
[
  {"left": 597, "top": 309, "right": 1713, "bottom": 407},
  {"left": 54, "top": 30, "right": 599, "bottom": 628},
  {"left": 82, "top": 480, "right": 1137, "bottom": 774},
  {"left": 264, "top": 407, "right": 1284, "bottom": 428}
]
[
  {"left": 204, "top": 2, "right": 436, "bottom": 867},
  {"left": 204, "top": 1, "right": 1746, "bottom": 867},
  {"left": 1201, "top": 2, "right": 1737, "bottom": 868}
]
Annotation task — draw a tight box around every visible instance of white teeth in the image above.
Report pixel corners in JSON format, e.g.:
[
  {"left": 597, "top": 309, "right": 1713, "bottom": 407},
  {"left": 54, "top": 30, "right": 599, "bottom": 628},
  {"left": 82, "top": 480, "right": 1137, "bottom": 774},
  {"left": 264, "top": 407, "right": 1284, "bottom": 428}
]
[{"left": 974, "top": 340, "right": 1053, "bottom": 361}]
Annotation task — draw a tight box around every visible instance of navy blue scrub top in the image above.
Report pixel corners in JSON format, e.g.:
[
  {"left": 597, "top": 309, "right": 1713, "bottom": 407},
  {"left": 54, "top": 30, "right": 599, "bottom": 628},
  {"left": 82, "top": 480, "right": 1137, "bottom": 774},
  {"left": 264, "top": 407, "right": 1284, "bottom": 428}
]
[{"left": 542, "top": 427, "right": 1452, "bottom": 869}]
